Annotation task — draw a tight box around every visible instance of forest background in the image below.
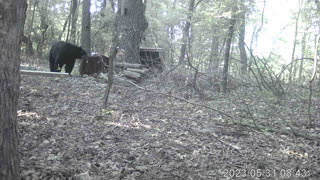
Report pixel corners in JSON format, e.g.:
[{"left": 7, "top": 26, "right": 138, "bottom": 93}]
[{"left": 2, "top": 0, "right": 320, "bottom": 179}]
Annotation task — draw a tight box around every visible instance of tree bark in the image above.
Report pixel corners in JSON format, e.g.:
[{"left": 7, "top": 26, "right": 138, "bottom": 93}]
[
  {"left": 70, "top": 0, "right": 79, "bottom": 44},
  {"left": 22, "top": 35, "right": 34, "bottom": 57},
  {"left": 222, "top": 3, "right": 237, "bottom": 93},
  {"left": 37, "top": 0, "right": 49, "bottom": 57},
  {"left": 25, "top": 0, "right": 37, "bottom": 57},
  {"left": 104, "top": 13, "right": 120, "bottom": 108},
  {"left": 118, "top": 0, "right": 148, "bottom": 63},
  {"left": 299, "top": 31, "right": 307, "bottom": 83},
  {"left": 289, "top": 0, "right": 302, "bottom": 84},
  {"left": 81, "top": 0, "right": 91, "bottom": 54},
  {"left": 0, "top": 0, "right": 27, "bottom": 179},
  {"left": 59, "top": 13, "right": 71, "bottom": 40},
  {"left": 168, "top": 0, "right": 177, "bottom": 65},
  {"left": 315, "top": 0, "right": 320, "bottom": 13},
  {"left": 101, "top": 0, "right": 107, "bottom": 16},
  {"left": 178, "top": 0, "right": 195, "bottom": 65},
  {"left": 208, "top": 27, "right": 220, "bottom": 72},
  {"left": 110, "top": 0, "right": 116, "bottom": 12},
  {"left": 238, "top": 1, "right": 247, "bottom": 74}
]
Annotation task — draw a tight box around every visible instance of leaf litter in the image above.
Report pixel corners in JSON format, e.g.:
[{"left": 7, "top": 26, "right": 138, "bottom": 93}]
[{"left": 18, "top": 75, "right": 320, "bottom": 179}]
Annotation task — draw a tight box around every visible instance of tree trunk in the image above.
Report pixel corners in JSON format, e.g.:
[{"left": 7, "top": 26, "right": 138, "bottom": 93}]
[
  {"left": 118, "top": 0, "right": 148, "bottom": 63},
  {"left": 110, "top": 0, "right": 116, "bottom": 12},
  {"left": 81, "top": 0, "right": 91, "bottom": 54},
  {"left": 101, "top": 0, "right": 107, "bottom": 16},
  {"left": 315, "top": 0, "right": 320, "bottom": 13},
  {"left": 178, "top": 0, "right": 195, "bottom": 65},
  {"left": 289, "top": 1, "right": 301, "bottom": 84},
  {"left": 221, "top": 4, "right": 237, "bottom": 93},
  {"left": 168, "top": 0, "right": 177, "bottom": 65},
  {"left": 104, "top": 12, "right": 120, "bottom": 108},
  {"left": 208, "top": 26, "right": 220, "bottom": 72},
  {"left": 22, "top": 35, "right": 34, "bottom": 57},
  {"left": 25, "top": 0, "right": 37, "bottom": 57},
  {"left": 0, "top": 0, "right": 27, "bottom": 179},
  {"left": 102, "top": 0, "right": 107, "bottom": 9},
  {"left": 59, "top": 14, "right": 71, "bottom": 40},
  {"left": 238, "top": 1, "right": 247, "bottom": 74},
  {"left": 299, "top": 31, "right": 307, "bottom": 83},
  {"left": 70, "top": 0, "right": 78, "bottom": 44},
  {"left": 37, "top": 0, "right": 49, "bottom": 57}
]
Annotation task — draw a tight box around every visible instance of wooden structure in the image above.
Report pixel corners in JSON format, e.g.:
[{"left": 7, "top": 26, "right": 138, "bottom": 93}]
[
  {"left": 114, "top": 47, "right": 164, "bottom": 81},
  {"left": 139, "top": 47, "right": 164, "bottom": 70}
]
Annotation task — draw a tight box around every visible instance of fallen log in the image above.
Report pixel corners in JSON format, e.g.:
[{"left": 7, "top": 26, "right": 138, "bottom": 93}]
[
  {"left": 115, "top": 63, "right": 144, "bottom": 69},
  {"left": 123, "top": 70, "right": 142, "bottom": 82},
  {"left": 98, "top": 74, "right": 136, "bottom": 86},
  {"left": 127, "top": 68, "right": 148, "bottom": 74},
  {"left": 20, "top": 70, "right": 69, "bottom": 77}
]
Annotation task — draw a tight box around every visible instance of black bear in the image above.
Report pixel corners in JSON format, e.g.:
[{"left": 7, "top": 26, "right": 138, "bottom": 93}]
[
  {"left": 79, "top": 55, "right": 109, "bottom": 76},
  {"left": 49, "top": 41, "right": 87, "bottom": 74}
]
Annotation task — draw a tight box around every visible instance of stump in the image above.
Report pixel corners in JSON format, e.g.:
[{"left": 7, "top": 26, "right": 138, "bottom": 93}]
[{"left": 79, "top": 55, "right": 109, "bottom": 76}]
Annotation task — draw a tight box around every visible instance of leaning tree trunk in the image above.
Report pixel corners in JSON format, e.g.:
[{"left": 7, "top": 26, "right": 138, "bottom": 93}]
[
  {"left": 118, "top": 0, "right": 148, "bottom": 63},
  {"left": 0, "top": 0, "right": 27, "bottom": 179},
  {"left": 221, "top": 4, "right": 237, "bottom": 93}
]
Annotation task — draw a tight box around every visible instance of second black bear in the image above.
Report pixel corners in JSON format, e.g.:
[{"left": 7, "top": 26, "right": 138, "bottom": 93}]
[{"left": 49, "top": 41, "right": 87, "bottom": 74}]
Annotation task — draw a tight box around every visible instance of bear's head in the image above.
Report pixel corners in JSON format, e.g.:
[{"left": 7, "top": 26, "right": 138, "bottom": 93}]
[{"left": 78, "top": 47, "right": 87, "bottom": 58}]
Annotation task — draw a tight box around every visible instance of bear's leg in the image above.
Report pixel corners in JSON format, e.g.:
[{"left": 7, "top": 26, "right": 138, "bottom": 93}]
[
  {"left": 49, "top": 61, "right": 55, "bottom": 72},
  {"left": 50, "top": 57, "right": 61, "bottom": 72},
  {"left": 49, "top": 53, "right": 56, "bottom": 72},
  {"left": 65, "top": 60, "right": 75, "bottom": 74},
  {"left": 57, "top": 63, "right": 63, "bottom": 72}
]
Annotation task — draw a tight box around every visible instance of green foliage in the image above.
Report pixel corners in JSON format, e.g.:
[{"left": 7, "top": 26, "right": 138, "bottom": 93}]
[
  {"left": 24, "top": 0, "right": 320, "bottom": 85},
  {"left": 24, "top": 0, "right": 116, "bottom": 59}
]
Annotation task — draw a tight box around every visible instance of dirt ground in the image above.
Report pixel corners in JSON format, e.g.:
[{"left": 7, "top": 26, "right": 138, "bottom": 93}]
[{"left": 18, "top": 71, "right": 320, "bottom": 180}]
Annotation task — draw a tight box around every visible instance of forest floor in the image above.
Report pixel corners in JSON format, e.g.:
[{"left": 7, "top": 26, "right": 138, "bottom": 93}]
[{"left": 18, "top": 68, "right": 320, "bottom": 180}]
